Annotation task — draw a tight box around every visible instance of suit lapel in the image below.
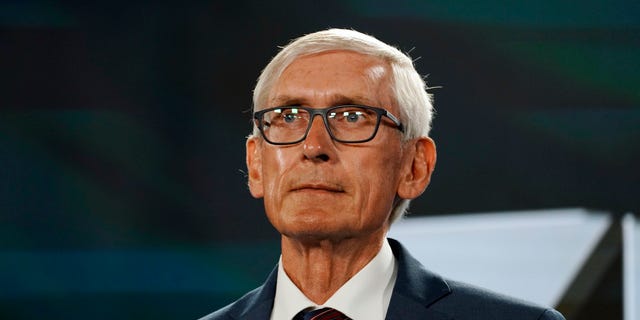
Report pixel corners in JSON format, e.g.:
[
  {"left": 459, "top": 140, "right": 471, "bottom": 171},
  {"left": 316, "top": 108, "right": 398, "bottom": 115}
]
[
  {"left": 386, "top": 238, "right": 452, "bottom": 320},
  {"left": 229, "top": 266, "right": 278, "bottom": 320}
]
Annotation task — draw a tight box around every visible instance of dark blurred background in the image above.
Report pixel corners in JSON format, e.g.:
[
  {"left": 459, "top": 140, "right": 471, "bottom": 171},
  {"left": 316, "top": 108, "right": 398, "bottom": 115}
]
[{"left": 1, "top": 1, "right": 638, "bottom": 319}]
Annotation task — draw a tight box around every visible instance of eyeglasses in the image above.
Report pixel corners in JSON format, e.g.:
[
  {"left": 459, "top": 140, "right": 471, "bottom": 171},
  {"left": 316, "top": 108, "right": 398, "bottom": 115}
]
[{"left": 253, "top": 105, "right": 404, "bottom": 145}]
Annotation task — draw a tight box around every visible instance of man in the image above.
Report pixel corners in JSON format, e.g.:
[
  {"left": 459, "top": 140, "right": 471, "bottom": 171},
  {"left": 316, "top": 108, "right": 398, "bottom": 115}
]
[{"left": 200, "top": 28, "right": 565, "bottom": 320}]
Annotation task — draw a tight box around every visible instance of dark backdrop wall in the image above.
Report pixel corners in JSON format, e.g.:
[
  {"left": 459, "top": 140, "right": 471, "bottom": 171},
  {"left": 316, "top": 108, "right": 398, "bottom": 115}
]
[{"left": 1, "top": 1, "right": 638, "bottom": 319}]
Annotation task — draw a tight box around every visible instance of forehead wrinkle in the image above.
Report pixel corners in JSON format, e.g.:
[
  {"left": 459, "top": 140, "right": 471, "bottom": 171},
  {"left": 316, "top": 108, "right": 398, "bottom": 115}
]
[
  {"left": 270, "top": 93, "right": 381, "bottom": 108},
  {"left": 269, "top": 65, "right": 391, "bottom": 108}
]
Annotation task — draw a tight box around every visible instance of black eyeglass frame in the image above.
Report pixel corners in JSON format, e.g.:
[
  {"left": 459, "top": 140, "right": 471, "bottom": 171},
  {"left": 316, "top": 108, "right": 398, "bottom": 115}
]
[{"left": 253, "top": 105, "right": 405, "bottom": 145}]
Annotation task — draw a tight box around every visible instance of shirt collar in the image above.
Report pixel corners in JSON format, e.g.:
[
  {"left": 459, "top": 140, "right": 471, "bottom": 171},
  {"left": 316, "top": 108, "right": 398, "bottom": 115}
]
[{"left": 270, "top": 239, "right": 398, "bottom": 320}]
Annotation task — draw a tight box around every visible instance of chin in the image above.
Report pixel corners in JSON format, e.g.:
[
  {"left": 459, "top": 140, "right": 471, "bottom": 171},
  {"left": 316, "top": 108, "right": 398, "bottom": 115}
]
[
  {"left": 283, "top": 229, "right": 356, "bottom": 243},
  {"left": 278, "top": 219, "right": 354, "bottom": 239}
]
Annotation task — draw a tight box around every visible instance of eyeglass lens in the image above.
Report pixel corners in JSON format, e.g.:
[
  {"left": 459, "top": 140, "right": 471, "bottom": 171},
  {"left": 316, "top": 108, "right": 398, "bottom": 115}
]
[{"left": 260, "top": 106, "right": 380, "bottom": 143}]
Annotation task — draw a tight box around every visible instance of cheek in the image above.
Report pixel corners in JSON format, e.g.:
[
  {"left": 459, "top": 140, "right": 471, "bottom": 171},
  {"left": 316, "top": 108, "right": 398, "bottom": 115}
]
[
  {"left": 273, "top": 148, "right": 289, "bottom": 166},
  {"left": 262, "top": 148, "right": 291, "bottom": 190},
  {"left": 265, "top": 148, "right": 290, "bottom": 172},
  {"left": 354, "top": 150, "right": 402, "bottom": 202}
]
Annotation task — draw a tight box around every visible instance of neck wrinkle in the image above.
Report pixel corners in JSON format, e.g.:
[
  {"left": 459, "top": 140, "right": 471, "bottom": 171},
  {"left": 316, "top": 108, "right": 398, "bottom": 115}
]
[{"left": 280, "top": 230, "right": 387, "bottom": 304}]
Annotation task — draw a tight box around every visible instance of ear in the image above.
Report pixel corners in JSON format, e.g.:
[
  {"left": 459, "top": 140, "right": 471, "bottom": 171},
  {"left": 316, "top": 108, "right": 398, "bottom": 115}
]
[
  {"left": 397, "top": 137, "right": 437, "bottom": 199},
  {"left": 246, "top": 137, "right": 264, "bottom": 198}
]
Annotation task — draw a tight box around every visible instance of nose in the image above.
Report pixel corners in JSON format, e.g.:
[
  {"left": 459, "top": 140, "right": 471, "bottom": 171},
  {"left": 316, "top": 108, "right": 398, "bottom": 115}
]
[{"left": 302, "top": 115, "right": 334, "bottom": 162}]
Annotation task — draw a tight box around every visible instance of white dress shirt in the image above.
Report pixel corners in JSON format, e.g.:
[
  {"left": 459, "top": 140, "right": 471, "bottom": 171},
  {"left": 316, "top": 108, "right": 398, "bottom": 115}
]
[{"left": 270, "top": 239, "right": 398, "bottom": 320}]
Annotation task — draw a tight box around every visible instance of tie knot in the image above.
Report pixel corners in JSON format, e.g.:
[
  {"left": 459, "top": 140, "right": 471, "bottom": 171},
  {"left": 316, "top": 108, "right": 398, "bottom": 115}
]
[{"left": 293, "top": 307, "right": 351, "bottom": 320}]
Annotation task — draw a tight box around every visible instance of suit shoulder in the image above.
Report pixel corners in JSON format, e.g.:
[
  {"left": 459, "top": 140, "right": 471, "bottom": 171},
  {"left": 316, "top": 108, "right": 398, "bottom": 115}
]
[{"left": 434, "top": 280, "right": 565, "bottom": 320}]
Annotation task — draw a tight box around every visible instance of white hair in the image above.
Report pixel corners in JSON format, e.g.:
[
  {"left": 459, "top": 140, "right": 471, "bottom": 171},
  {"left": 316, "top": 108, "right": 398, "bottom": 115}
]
[{"left": 251, "top": 28, "right": 434, "bottom": 223}]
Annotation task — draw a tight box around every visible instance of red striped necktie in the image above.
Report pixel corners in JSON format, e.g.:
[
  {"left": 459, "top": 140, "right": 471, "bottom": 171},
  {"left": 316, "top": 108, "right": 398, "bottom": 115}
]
[{"left": 293, "top": 307, "right": 351, "bottom": 320}]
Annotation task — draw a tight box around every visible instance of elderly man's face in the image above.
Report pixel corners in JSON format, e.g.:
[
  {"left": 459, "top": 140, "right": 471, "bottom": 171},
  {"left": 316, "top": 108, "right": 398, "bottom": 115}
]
[{"left": 246, "top": 50, "right": 430, "bottom": 241}]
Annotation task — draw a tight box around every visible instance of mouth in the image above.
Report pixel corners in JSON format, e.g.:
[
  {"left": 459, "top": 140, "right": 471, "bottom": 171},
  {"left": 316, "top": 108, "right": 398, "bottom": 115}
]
[{"left": 290, "top": 183, "right": 345, "bottom": 193}]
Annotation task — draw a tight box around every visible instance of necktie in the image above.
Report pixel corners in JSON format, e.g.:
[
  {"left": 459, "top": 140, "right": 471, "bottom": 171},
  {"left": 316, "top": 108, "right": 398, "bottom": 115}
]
[{"left": 294, "top": 307, "right": 351, "bottom": 320}]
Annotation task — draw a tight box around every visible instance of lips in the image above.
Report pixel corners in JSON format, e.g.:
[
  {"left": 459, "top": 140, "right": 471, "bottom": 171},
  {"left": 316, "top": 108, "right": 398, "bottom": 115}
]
[{"left": 290, "top": 182, "right": 345, "bottom": 193}]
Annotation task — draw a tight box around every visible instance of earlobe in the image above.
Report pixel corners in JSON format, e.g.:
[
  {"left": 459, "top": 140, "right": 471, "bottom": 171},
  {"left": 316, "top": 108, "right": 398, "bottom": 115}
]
[
  {"left": 246, "top": 137, "right": 264, "bottom": 198},
  {"left": 397, "top": 137, "right": 437, "bottom": 199}
]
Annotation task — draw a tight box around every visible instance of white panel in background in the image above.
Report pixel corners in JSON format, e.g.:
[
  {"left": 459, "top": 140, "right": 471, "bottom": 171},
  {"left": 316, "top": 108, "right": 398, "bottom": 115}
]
[
  {"left": 388, "top": 208, "right": 611, "bottom": 307},
  {"left": 623, "top": 213, "right": 638, "bottom": 320}
]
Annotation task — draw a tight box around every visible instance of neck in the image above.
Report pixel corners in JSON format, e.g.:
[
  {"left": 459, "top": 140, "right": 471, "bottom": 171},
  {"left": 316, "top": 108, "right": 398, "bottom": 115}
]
[{"left": 280, "top": 230, "right": 387, "bottom": 304}]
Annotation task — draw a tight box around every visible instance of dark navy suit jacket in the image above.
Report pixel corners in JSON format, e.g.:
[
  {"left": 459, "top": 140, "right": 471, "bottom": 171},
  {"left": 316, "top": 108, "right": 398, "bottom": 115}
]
[{"left": 199, "top": 238, "right": 565, "bottom": 320}]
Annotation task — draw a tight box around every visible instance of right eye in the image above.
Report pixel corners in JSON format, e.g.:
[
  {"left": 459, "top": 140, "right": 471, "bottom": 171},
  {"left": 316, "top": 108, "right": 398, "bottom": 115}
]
[
  {"left": 277, "top": 108, "right": 303, "bottom": 124},
  {"left": 282, "top": 112, "right": 298, "bottom": 123},
  {"left": 266, "top": 108, "right": 307, "bottom": 128}
]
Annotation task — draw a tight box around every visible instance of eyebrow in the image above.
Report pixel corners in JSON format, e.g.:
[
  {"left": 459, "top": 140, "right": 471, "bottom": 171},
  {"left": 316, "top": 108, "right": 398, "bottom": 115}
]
[
  {"left": 270, "top": 93, "right": 378, "bottom": 107},
  {"left": 270, "top": 95, "right": 302, "bottom": 107}
]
